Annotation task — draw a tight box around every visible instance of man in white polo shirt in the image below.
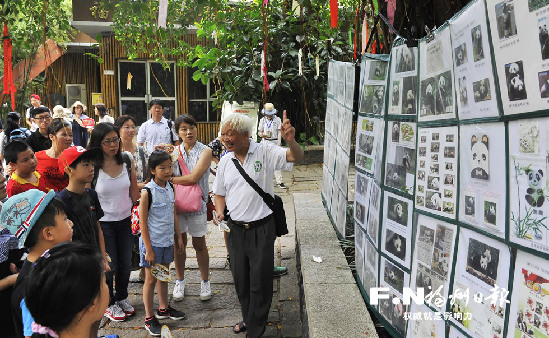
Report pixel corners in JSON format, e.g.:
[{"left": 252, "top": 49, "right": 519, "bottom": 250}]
[
  {"left": 137, "top": 100, "right": 179, "bottom": 154},
  {"left": 213, "top": 111, "right": 303, "bottom": 337}
]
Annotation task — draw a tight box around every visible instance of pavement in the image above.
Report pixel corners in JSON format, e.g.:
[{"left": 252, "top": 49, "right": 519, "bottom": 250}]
[{"left": 98, "top": 163, "right": 328, "bottom": 338}]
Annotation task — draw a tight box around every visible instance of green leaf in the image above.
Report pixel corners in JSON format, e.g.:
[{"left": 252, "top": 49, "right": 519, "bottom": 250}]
[
  {"left": 193, "top": 70, "right": 203, "bottom": 81},
  {"left": 309, "top": 136, "right": 319, "bottom": 145},
  {"left": 299, "top": 132, "right": 307, "bottom": 142}
]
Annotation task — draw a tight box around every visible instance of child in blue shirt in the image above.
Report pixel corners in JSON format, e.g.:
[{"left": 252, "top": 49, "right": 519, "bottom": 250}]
[{"left": 139, "top": 150, "right": 184, "bottom": 336}]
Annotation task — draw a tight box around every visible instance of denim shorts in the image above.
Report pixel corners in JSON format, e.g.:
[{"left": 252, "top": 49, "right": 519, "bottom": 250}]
[{"left": 139, "top": 236, "right": 174, "bottom": 268}]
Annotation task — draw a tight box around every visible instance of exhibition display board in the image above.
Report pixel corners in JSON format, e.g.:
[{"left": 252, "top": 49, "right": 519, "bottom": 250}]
[{"left": 322, "top": 0, "right": 549, "bottom": 337}]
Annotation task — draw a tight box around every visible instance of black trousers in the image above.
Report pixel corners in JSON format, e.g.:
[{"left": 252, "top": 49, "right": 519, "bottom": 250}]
[{"left": 227, "top": 217, "right": 276, "bottom": 338}]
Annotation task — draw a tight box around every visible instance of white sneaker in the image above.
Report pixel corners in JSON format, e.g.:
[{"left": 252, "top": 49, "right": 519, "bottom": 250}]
[
  {"left": 200, "top": 280, "right": 212, "bottom": 301},
  {"left": 116, "top": 298, "right": 136, "bottom": 316},
  {"left": 104, "top": 303, "right": 127, "bottom": 321},
  {"left": 173, "top": 279, "right": 185, "bottom": 301}
]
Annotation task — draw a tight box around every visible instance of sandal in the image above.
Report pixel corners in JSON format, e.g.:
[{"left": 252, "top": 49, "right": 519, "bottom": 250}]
[{"left": 233, "top": 321, "right": 247, "bottom": 334}]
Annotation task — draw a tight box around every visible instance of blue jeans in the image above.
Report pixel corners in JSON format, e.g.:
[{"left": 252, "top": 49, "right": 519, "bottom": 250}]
[{"left": 101, "top": 216, "right": 133, "bottom": 304}]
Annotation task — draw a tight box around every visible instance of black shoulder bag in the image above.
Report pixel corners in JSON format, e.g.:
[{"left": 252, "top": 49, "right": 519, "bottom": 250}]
[{"left": 231, "top": 158, "right": 288, "bottom": 237}]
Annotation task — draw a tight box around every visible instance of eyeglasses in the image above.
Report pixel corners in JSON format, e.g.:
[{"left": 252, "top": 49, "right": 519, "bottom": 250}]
[
  {"left": 34, "top": 116, "right": 51, "bottom": 121},
  {"left": 102, "top": 137, "right": 120, "bottom": 146}
]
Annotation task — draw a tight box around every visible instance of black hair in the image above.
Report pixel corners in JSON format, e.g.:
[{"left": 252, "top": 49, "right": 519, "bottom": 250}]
[
  {"left": 30, "top": 106, "right": 51, "bottom": 118},
  {"left": 48, "top": 118, "right": 71, "bottom": 136},
  {"left": 114, "top": 114, "right": 136, "bottom": 130},
  {"left": 95, "top": 103, "right": 107, "bottom": 117},
  {"left": 174, "top": 114, "right": 197, "bottom": 131},
  {"left": 7, "top": 111, "right": 21, "bottom": 122},
  {"left": 3, "top": 119, "right": 21, "bottom": 145},
  {"left": 23, "top": 198, "right": 66, "bottom": 249},
  {"left": 4, "top": 141, "right": 32, "bottom": 164},
  {"left": 88, "top": 122, "right": 123, "bottom": 167},
  {"left": 148, "top": 150, "right": 172, "bottom": 180},
  {"left": 148, "top": 99, "right": 164, "bottom": 109},
  {"left": 68, "top": 154, "right": 94, "bottom": 170},
  {"left": 25, "top": 242, "right": 103, "bottom": 335}
]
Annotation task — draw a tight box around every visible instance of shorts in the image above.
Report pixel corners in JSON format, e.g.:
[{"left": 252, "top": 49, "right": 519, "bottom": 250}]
[
  {"left": 139, "top": 236, "right": 174, "bottom": 268},
  {"left": 177, "top": 212, "right": 208, "bottom": 237}
]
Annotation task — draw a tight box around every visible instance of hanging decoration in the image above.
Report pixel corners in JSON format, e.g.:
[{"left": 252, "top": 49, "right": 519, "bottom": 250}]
[
  {"left": 385, "top": 0, "right": 395, "bottom": 25},
  {"left": 158, "top": 0, "right": 168, "bottom": 28},
  {"left": 3, "top": 23, "right": 16, "bottom": 110},
  {"left": 316, "top": 55, "right": 319, "bottom": 77},
  {"left": 362, "top": 10, "right": 368, "bottom": 54},
  {"left": 298, "top": 49, "right": 303, "bottom": 75},
  {"left": 330, "top": 0, "right": 338, "bottom": 28},
  {"left": 261, "top": 0, "right": 269, "bottom": 93}
]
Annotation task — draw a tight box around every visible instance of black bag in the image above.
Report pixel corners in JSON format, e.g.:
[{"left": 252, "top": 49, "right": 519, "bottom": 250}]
[{"left": 231, "top": 158, "right": 288, "bottom": 237}]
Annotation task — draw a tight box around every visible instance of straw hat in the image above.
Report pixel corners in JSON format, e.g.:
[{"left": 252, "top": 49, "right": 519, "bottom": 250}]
[
  {"left": 71, "top": 101, "right": 87, "bottom": 112},
  {"left": 262, "top": 103, "right": 277, "bottom": 116}
]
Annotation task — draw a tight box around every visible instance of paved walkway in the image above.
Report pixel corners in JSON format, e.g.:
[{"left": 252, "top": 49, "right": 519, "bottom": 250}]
[{"left": 98, "top": 163, "right": 329, "bottom": 337}]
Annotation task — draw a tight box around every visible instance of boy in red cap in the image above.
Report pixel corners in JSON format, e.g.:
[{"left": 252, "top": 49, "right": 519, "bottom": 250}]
[{"left": 56, "top": 146, "right": 110, "bottom": 273}]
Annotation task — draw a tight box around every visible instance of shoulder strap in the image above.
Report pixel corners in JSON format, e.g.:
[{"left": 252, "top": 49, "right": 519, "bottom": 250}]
[
  {"left": 145, "top": 187, "right": 152, "bottom": 210},
  {"left": 167, "top": 119, "right": 175, "bottom": 145},
  {"left": 138, "top": 146, "right": 147, "bottom": 176},
  {"left": 122, "top": 152, "right": 132, "bottom": 183},
  {"left": 178, "top": 144, "right": 191, "bottom": 175},
  {"left": 91, "top": 165, "right": 100, "bottom": 189},
  {"left": 231, "top": 158, "right": 275, "bottom": 210}
]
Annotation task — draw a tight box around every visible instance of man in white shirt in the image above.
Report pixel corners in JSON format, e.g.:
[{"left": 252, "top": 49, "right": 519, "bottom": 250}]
[
  {"left": 25, "top": 94, "right": 41, "bottom": 132},
  {"left": 213, "top": 111, "right": 303, "bottom": 337},
  {"left": 136, "top": 100, "right": 179, "bottom": 154},
  {"left": 258, "top": 103, "right": 286, "bottom": 188}
]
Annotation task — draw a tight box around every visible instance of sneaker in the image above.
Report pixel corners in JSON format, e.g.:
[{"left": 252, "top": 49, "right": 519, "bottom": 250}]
[
  {"left": 144, "top": 316, "right": 162, "bottom": 336},
  {"left": 116, "top": 298, "right": 136, "bottom": 316},
  {"left": 156, "top": 306, "right": 186, "bottom": 320},
  {"left": 200, "top": 280, "right": 212, "bottom": 301},
  {"left": 273, "top": 266, "right": 288, "bottom": 277},
  {"left": 104, "top": 303, "right": 127, "bottom": 321},
  {"left": 277, "top": 183, "right": 287, "bottom": 189},
  {"left": 173, "top": 279, "right": 185, "bottom": 301}
]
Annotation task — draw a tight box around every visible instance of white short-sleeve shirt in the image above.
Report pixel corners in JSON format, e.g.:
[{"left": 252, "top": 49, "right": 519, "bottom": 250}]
[
  {"left": 213, "top": 140, "right": 292, "bottom": 222},
  {"left": 136, "top": 117, "right": 178, "bottom": 154}
]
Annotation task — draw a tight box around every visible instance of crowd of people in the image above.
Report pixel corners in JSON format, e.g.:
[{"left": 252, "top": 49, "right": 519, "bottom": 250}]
[{"left": 0, "top": 96, "right": 303, "bottom": 338}]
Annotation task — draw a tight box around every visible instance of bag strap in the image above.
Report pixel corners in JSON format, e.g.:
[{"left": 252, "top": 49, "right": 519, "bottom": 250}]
[
  {"left": 145, "top": 183, "right": 173, "bottom": 211},
  {"left": 231, "top": 158, "right": 275, "bottom": 211},
  {"left": 167, "top": 119, "right": 175, "bottom": 145},
  {"left": 138, "top": 146, "right": 147, "bottom": 177},
  {"left": 178, "top": 144, "right": 191, "bottom": 175},
  {"left": 122, "top": 152, "right": 132, "bottom": 183}
]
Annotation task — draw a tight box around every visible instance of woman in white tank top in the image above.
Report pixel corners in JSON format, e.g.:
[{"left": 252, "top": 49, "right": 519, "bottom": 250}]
[{"left": 89, "top": 122, "right": 139, "bottom": 322}]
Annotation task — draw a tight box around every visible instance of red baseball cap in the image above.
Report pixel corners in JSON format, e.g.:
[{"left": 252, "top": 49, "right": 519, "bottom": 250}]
[
  {"left": 58, "top": 146, "right": 100, "bottom": 174},
  {"left": 30, "top": 94, "right": 40, "bottom": 101}
]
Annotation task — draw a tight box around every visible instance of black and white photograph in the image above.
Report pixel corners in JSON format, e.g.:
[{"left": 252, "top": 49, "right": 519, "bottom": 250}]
[
  {"left": 428, "top": 176, "right": 440, "bottom": 190},
  {"left": 420, "top": 160, "right": 426, "bottom": 168},
  {"left": 356, "top": 174, "right": 367, "bottom": 197},
  {"left": 384, "top": 260, "right": 405, "bottom": 292},
  {"left": 444, "top": 146, "right": 455, "bottom": 158},
  {"left": 443, "top": 201, "right": 454, "bottom": 214},
  {"left": 418, "top": 185, "right": 424, "bottom": 193},
  {"left": 387, "top": 196, "right": 409, "bottom": 227},
  {"left": 398, "top": 146, "right": 415, "bottom": 174},
  {"left": 431, "top": 248, "right": 451, "bottom": 277},
  {"left": 401, "top": 76, "right": 417, "bottom": 115},
  {"left": 431, "top": 142, "right": 440, "bottom": 153},
  {"left": 391, "top": 121, "right": 400, "bottom": 142},
  {"left": 366, "top": 242, "right": 376, "bottom": 268},
  {"left": 419, "top": 147, "right": 427, "bottom": 157},
  {"left": 368, "top": 61, "right": 388, "bottom": 80},
  {"left": 538, "top": 70, "right": 549, "bottom": 98},
  {"left": 385, "top": 229, "right": 407, "bottom": 261},
  {"left": 430, "top": 163, "right": 439, "bottom": 175},
  {"left": 458, "top": 76, "right": 468, "bottom": 108},
  {"left": 444, "top": 174, "right": 455, "bottom": 186},
  {"left": 435, "top": 71, "right": 454, "bottom": 115},
  {"left": 505, "top": 61, "right": 527, "bottom": 101},
  {"left": 385, "top": 163, "right": 406, "bottom": 189},
  {"left": 471, "top": 25, "right": 485, "bottom": 62},
  {"left": 359, "top": 134, "right": 374, "bottom": 155},
  {"left": 426, "top": 191, "right": 442, "bottom": 211},
  {"left": 368, "top": 211, "right": 378, "bottom": 244},
  {"left": 446, "top": 134, "right": 454, "bottom": 142},
  {"left": 470, "top": 134, "right": 490, "bottom": 180},
  {"left": 454, "top": 43, "right": 467, "bottom": 67},
  {"left": 473, "top": 78, "right": 491, "bottom": 102},
  {"left": 355, "top": 201, "right": 366, "bottom": 224},
  {"left": 495, "top": 1, "right": 517, "bottom": 40},
  {"left": 464, "top": 195, "right": 476, "bottom": 217},
  {"left": 391, "top": 82, "right": 400, "bottom": 108},
  {"left": 415, "top": 264, "right": 434, "bottom": 292},
  {"left": 421, "top": 136, "right": 427, "bottom": 143},
  {"left": 420, "top": 77, "right": 436, "bottom": 116},
  {"left": 539, "top": 16, "right": 549, "bottom": 60},
  {"left": 445, "top": 162, "right": 453, "bottom": 171},
  {"left": 444, "top": 189, "right": 453, "bottom": 199},
  {"left": 417, "top": 170, "right": 425, "bottom": 181},
  {"left": 466, "top": 238, "right": 500, "bottom": 285},
  {"left": 416, "top": 195, "right": 425, "bottom": 206},
  {"left": 396, "top": 46, "right": 415, "bottom": 73}
]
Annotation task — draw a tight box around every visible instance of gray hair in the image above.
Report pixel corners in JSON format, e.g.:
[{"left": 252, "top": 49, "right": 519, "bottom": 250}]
[{"left": 221, "top": 113, "right": 253, "bottom": 135}]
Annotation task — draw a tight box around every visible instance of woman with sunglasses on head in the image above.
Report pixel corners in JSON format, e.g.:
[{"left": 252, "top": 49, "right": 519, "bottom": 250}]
[
  {"left": 35, "top": 119, "right": 73, "bottom": 191},
  {"left": 88, "top": 122, "right": 140, "bottom": 323}
]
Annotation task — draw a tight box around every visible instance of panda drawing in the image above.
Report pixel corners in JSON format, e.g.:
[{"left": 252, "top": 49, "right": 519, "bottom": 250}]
[
  {"left": 525, "top": 168, "right": 545, "bottom": 208},
  {"left": 507, "top": 62, "right": 527, "bottom": 101},
  {"left": 471, "top": 135, "right": 489, "bottom": 180}
]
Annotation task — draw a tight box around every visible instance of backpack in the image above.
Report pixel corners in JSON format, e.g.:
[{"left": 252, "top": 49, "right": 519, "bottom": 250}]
[
  {"left": 91, "top": 152, "right": 132, "bottom": 189},
  {"left": 131, "top": 182, "right": 173, "bottom": 235}
]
